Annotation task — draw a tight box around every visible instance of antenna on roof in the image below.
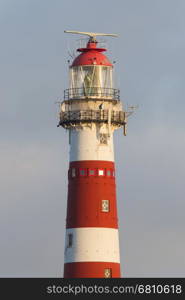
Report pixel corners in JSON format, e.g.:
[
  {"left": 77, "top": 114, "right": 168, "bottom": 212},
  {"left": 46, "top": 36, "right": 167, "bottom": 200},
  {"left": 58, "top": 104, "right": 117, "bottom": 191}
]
[{"left": 64, "top": 30, "right": 118, "bottom": 42}]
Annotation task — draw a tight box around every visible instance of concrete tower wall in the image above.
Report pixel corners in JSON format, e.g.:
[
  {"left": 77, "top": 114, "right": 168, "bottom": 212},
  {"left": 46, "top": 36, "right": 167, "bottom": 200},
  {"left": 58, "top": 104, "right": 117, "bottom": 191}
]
[{"left": 64, "top": 124, "right": 121, "bottom": 278}]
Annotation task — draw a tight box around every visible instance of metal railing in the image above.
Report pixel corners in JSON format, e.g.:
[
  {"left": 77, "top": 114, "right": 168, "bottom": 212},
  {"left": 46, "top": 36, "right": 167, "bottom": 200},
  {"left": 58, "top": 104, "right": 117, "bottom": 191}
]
[
  {"left": 64, "top": 87, "right": 120, "bottom": 101},
  {"left": 58, "top": 109, "right": 126, "bottom": 128}
]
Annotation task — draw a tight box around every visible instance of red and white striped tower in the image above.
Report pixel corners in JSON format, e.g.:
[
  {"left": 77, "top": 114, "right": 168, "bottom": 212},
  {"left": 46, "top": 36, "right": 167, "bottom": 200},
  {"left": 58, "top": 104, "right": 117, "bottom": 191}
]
[{"left": 58, "top": 31, "right": 128, "bottom": 278}]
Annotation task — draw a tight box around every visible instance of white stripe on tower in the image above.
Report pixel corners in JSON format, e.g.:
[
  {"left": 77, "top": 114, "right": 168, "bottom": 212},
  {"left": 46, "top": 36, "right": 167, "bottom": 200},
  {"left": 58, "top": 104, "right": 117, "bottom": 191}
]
[
  {"left": 65, "top": 228, "right": 120, "bottom": 263},
  {"left": 69, "top": 127, "right": 114, "bottom": 162}
]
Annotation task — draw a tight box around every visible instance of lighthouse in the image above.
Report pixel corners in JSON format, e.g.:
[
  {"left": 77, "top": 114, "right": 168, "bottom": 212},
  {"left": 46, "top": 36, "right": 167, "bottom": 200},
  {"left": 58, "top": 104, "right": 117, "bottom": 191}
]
[{"left": 58, "top": 31, "right": 129, "bottom": 278}]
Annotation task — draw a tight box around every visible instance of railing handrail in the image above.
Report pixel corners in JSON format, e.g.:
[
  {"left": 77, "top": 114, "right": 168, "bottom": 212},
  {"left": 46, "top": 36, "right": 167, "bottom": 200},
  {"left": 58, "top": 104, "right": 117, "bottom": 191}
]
[
  {"left": 64, "top": 87, "right": 120, "bottom": 101},
  {"left": 59, "top": 109, "right": 125, "bottom": 126}
]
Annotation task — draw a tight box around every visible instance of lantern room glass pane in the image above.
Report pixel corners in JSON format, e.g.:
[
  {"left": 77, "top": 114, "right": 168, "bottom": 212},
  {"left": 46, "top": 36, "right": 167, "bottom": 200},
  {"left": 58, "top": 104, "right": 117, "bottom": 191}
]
[{"left": 69, "top": 65, "right": 113, "bottom": 98}]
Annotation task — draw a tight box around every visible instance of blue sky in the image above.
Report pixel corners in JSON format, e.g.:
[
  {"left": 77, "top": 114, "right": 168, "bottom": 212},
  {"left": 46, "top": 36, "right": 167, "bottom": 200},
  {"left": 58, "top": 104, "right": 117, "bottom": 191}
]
[{"left": 0, "top": 0, "right": 185, "bottom": 277}]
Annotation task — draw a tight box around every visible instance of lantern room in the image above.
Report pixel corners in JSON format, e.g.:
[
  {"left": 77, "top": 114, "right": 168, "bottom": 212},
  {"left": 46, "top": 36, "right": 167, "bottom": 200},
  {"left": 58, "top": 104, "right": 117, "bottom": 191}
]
[{"left": 64, "top": 35, "right": 119, "bottom": 101}]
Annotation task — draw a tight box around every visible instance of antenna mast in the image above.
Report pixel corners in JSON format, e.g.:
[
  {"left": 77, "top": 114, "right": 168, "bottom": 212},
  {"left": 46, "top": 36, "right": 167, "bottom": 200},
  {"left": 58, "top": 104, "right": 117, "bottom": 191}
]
[{"left": 64, "top": 30, "right": 118, "bottom": 42}]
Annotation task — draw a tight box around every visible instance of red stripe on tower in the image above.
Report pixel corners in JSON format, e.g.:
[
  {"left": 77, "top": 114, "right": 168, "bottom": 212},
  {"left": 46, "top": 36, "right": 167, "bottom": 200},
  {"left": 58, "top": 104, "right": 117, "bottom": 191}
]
[
  {"left": 67, "top": 161, "right": 118, "bottom": 228},
  {"left": 58, "top": 31, "right": 129, "bottom": 278}
]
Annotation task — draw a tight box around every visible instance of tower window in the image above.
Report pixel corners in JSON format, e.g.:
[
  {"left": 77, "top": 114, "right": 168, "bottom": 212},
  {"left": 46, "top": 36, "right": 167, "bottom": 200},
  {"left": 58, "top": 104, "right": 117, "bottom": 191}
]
[
  {"left": 88, "top": 169, "right": 95, "bottom": 176},
  {"left": 104, "top": 268, "right": 112, "bottom": 278},
  {"left": 67, "top": 233, "right": 73, "bottom": 248},
  {"left": 98, "top": 169, "right": 104, "bottom": 176},
  {"left": 112, "top": 170, "right": 115, "bottom": 177},
  {"left": 106, "top": 170, "right": 111, "bottom": 177},
  {"left": 99, "top": 133, "right": 108, "bottom": 145},
  {"left": 102, "top": 200, "right": 110, "bottom": 212},
  {"left": 79, "top": 169, "right": 86, "bottom": 176},
  {"left": 71, "top": 168, "right": 76, "bottom": 177}
]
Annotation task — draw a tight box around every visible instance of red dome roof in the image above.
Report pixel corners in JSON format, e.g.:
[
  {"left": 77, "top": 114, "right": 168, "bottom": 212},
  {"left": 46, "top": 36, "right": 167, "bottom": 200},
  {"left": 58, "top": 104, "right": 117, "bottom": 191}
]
[{"left": 71, "top": 41, "right": 112, "bottom": 67}]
